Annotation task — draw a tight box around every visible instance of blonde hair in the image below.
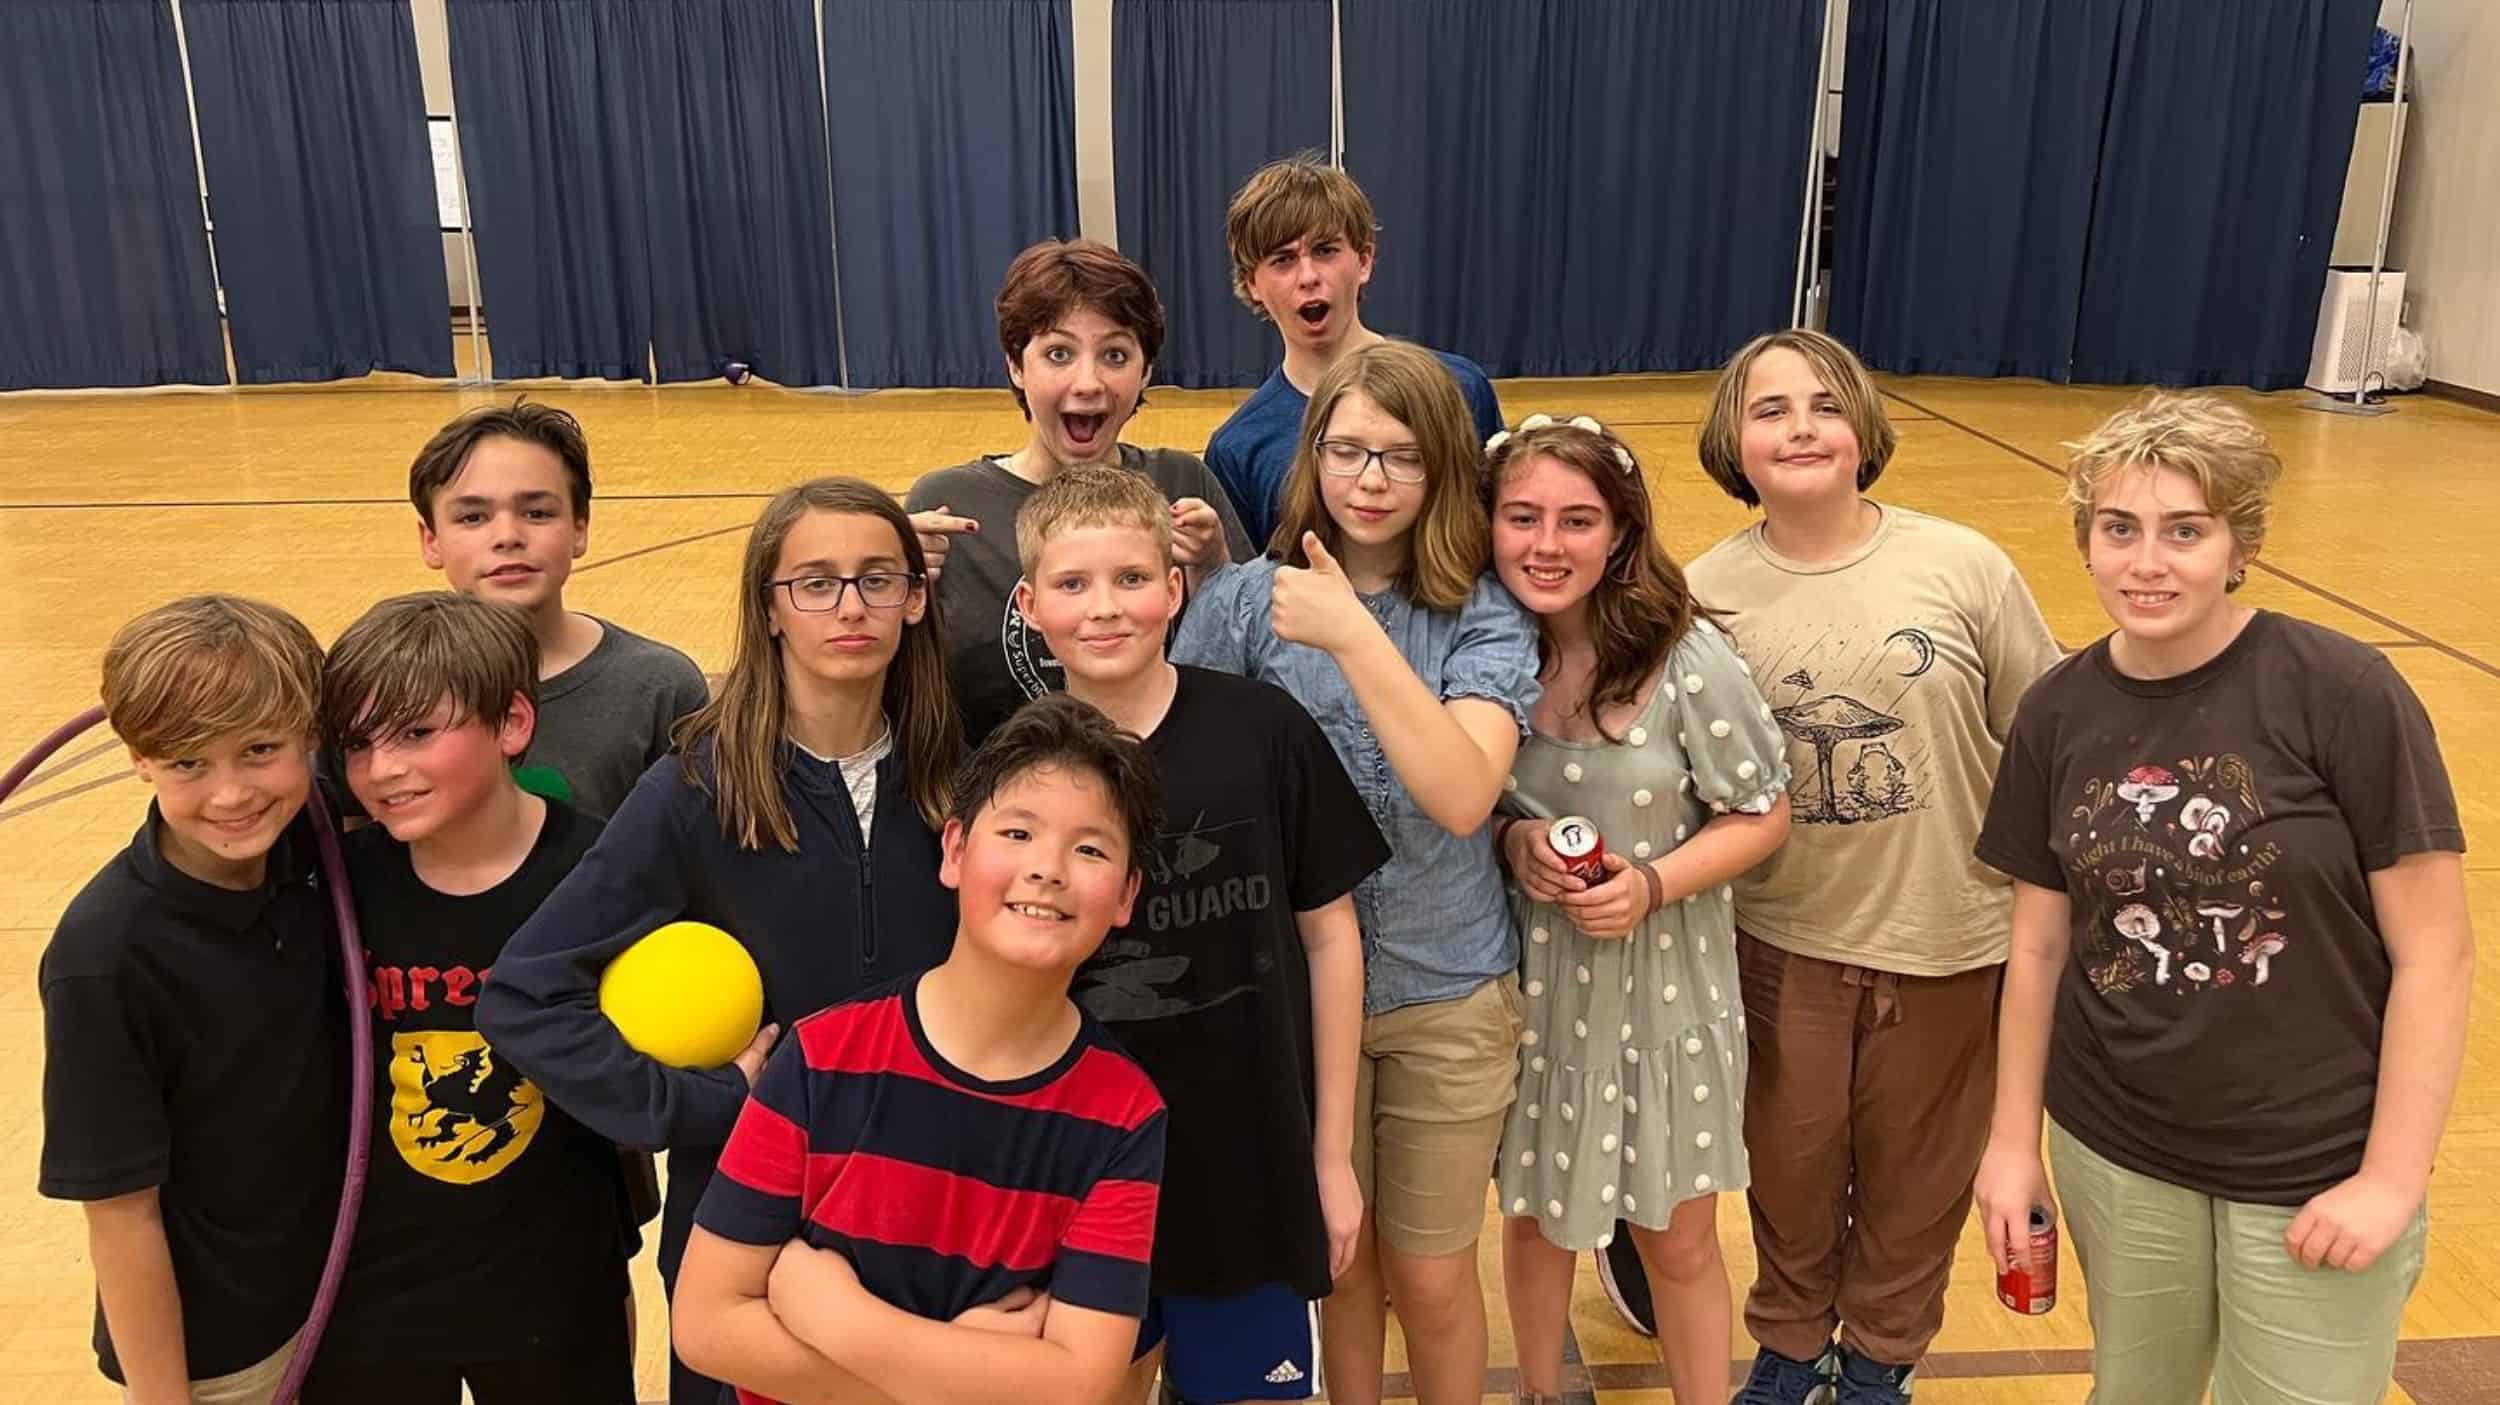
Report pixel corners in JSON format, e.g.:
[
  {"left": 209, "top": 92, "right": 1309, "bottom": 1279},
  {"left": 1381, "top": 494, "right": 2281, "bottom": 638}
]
[
  {"left": 102, "top": 595, "right": 324, "bottom": 759},
  {"left": 1225, "top": 153, "right": 1377, "bottom": 317},
  {"left": 674, "top": 479, "right": 961, "bottom": 850},
  {"left": 2064, "top": 391, "right": 2281, "bottom": 581},
  {"left": 1697, "top": 329, "right": 1898, "bottom": 507},
  {"left": 322, "top": 593, "right": 538, "bottom": 750},
  {"left": 1271, "top": 340, "right": 1488, "bottom": 612},
  {"left": 1015, "top": 463, "right": 1175, "bottom": 576}
]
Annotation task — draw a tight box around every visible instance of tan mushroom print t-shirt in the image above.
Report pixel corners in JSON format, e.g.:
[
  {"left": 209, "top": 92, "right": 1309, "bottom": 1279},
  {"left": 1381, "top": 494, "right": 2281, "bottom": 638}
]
[
  {"left": 1687, "top": 504, "right": 2062, "bottom": 975},
  {"left": 1976, "top": 612, "right": 2464, "bottom": 1202}
]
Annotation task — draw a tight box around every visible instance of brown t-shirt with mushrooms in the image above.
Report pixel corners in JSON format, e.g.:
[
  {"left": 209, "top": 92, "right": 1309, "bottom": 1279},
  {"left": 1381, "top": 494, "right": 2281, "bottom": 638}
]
[
  {"left": 1687, "top": 504, "right": 2062, "bottom": 976},
  {"left": 1977, "top": 611, "right": 2465, "bottom": 1204}
]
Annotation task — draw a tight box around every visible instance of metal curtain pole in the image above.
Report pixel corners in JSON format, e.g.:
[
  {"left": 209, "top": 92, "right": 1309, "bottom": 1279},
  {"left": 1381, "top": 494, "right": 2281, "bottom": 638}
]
[
  {"left": 1791, "top": 0, "right": 1838, "bottom": 327},
  {"left": 2352, "top": 0, "right": 2411, "bottom": 407},
  {"left": 1329, "top": 0, "right": 1345, "bottom": 167},
  {"left": 165, "top": 0, "right": 236, "bottom": 385},
  {"left": 439, "top": 42, "right": 490, "bottom": 387}
]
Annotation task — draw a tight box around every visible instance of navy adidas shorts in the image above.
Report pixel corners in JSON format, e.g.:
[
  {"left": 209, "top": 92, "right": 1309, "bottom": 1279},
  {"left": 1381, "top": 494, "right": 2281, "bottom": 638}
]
[{"left": 1134, "top": 1282, "right": 1317, "bottom": 1401}]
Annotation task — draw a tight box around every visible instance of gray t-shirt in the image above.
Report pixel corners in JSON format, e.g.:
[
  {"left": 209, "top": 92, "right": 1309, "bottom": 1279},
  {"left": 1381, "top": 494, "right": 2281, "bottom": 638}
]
[
  {"left": 531, "top": 619, "right": 710, "bottom": 819},
  {"left": 906, "top": 445, "right": 1253, "bottom": 745}
]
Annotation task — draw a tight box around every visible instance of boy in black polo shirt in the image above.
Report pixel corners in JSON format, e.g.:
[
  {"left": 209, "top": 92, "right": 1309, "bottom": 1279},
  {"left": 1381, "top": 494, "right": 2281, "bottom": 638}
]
[
  {"left": 300, "top": 592, "right": 631, "bottom": 1404},
  {"left": 39, "top": 595, "right": 344, "bottom": 1405}
]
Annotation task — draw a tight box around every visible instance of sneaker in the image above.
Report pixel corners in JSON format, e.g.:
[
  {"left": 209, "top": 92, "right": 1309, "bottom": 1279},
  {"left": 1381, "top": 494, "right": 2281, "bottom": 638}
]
[
  {"left": 1591, "top": 1224, "right": 1656, "bottom": 1336},
  {"left": 1833, "top": 1347, "right": 1916, "bottom": 1403},
  {"left": 1733, "top": 1344, "right": 1841, "bottom": 1405}
]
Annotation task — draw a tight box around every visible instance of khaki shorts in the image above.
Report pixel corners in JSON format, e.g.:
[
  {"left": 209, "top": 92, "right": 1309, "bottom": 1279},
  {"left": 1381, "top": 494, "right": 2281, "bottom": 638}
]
[
  {"left": 128, "top": 1330, "right": 297, "bottom": 1405},
  {"left": 1352, "top": 977, "right": 1524, "bottom": 1257}
]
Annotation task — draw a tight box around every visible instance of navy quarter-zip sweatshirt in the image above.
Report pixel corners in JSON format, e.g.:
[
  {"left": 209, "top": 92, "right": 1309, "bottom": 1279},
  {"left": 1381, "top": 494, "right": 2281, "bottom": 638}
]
[{"left": 477, "top": 736, "right": 955, "bottom": 1290}]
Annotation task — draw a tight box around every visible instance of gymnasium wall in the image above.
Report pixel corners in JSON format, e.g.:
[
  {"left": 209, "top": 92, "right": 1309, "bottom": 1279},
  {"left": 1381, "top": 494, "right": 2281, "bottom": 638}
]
[{"left": 2381, "top": 0, "right": 2500, "bottom": 397}]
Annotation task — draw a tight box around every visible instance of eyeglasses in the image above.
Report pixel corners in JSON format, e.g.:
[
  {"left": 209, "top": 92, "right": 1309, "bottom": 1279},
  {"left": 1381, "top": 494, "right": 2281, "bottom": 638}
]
[
  {"left": 770, "top": 571, "right": 922, "bottom": 612},
  {"left": 1315, "top": 438, "right": 1430, "bottom": 485}
]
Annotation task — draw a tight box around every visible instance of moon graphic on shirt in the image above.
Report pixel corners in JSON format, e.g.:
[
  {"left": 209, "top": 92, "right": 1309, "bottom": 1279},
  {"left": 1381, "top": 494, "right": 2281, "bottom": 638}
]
[{"left": 1885, "top": 628, "right": 1936, "bottom": 678}]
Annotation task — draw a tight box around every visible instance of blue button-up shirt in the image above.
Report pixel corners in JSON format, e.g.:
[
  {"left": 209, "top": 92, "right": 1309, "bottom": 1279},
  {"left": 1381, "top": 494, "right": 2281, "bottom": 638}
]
[{"left": 1173, "top": 559, "right": 1541, "bottom": 1015}]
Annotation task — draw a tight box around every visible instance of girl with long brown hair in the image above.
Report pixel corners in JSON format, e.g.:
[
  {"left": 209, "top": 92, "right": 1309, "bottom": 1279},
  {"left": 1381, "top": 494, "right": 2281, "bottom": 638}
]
[
  {"left": 1172, "top": 339, "right": 1539, "bottom": 1405},
  {"left": 1481, "top": 416, "right": 1793, "bottom": 1405},
  {"left": 479, "top": 477, "right": 962, "bottom": 1405}
]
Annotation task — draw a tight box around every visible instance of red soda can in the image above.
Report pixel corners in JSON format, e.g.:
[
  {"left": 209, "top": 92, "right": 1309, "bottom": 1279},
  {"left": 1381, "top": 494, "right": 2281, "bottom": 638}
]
[
  {"left": 1997, "top": 1205, "right": 2058, "bottom": 1314},
  {"left": 1548, "top": 816, "right": 1609, "bottom": 886}
]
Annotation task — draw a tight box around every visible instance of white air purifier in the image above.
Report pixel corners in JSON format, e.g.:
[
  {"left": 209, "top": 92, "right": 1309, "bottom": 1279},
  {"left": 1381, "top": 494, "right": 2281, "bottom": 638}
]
[{"left": 2307, "top": 269, "right": 2406, "bottom": 396}]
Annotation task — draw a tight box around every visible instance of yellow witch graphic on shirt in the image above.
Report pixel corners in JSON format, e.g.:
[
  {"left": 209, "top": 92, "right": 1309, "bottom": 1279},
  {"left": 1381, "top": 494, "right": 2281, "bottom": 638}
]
[{"left": 387, "top": 1031, "right": 544, "bottom": 1184}]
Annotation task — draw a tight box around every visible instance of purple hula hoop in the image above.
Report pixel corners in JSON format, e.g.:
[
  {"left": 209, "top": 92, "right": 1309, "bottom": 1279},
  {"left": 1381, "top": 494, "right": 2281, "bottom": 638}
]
[{"left": 1, "top": 707, "right": 371, "bottom": 1404}]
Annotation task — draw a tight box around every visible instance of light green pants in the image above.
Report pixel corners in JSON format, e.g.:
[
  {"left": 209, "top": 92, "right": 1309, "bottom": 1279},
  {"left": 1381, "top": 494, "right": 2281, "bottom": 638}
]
[{"left": 2049, "top": 1120, "right": 2426, "bottom": 1405}]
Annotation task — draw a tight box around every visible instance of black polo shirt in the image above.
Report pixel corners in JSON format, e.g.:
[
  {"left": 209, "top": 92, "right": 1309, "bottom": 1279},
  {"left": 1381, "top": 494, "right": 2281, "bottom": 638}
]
[{"left": 38, "top": 807, "right": 345, "bottom": 1383}]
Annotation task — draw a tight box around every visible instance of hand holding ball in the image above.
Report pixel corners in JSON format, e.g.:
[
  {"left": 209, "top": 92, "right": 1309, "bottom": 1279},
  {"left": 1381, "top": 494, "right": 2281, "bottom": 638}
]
[{"left": 598, "top": 921, "right": 766, "bottom": 1069}]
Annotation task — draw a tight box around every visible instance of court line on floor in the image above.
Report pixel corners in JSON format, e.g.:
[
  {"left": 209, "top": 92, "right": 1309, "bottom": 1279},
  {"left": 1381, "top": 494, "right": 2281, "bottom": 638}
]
[
  {"left": 0, "top": 490, "right": 782, "bottom": 512},
  {"left": 1880, "top": 388, "right": 2500, "bottom": 685}
]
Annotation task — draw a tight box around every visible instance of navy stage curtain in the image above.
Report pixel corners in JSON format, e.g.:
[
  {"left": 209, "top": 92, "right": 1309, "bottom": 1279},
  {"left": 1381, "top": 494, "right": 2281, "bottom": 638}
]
[
  {"left": 637, "top": 0, "right": 843, "bottom": 385},
  {"left": 1112, "top": 0, "right": 1331, "bottom": 389},
  {"left": 823, "top": 0, "right": 1080, "bottom": 388},
  {"left": 1338, "top": 0, "right": 1824, "bottom": 378},
  {"left": 0, "top": 0, "right": 225, "bottom": 390},
  {"left": 184, "top": 0, "right": 453, "bottom": 383},
  {"left": 2071, "top": 0, "right": 2380, "bottom": 389},
  {"left": 1828, "top": 0, "right": 2125, "bottom": 381},
  {"left": 444, "top": 0, "right": 652, "bottom": 380}
]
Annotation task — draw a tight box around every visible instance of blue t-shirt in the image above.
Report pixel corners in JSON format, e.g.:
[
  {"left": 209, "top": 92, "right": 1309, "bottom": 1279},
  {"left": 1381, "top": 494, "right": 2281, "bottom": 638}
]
[{"left": 1204, "top": 349, "right": 1504, "bottom": 551}]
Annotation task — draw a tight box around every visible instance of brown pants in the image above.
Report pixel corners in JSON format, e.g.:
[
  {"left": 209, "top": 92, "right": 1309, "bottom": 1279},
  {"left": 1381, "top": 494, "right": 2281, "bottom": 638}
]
[{"left": 1737, "top": 933, "right": 2001, "bottom": 1366}]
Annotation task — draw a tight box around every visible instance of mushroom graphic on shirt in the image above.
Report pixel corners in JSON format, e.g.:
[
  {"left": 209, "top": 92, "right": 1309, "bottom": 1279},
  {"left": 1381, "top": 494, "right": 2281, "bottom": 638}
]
[
  {"left": 2117, "top": 765, "right": 2180, "bottom": 826},
  {"left": 2238, "top": 931, "right": 2288, "bottom": 985},
  {"left": 2181, "top": 795, "right": 2233, "bottom": 858},
  {"left": 2112, "top": 903, "right": 2171, "bottom": 985},
  {"left": 2195, "top": 901, "right": 2247, "bottom": 956},
  {"left": 1773, "top": 694, "right": 1905, "bottom": 824}
]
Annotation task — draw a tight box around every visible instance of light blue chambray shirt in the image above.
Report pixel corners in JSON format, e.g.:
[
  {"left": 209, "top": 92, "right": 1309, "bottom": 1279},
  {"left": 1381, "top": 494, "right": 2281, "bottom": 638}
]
[{"left": 1172, "top": 559, "right": 1542, "bottom": 1015}]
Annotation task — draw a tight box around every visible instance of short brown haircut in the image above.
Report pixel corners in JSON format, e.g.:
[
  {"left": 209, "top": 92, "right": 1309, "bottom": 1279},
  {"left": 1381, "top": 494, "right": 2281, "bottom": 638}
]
[
  {"left": 102, "top": 595, "right": 324, "bottom": 759},
  {"left": 2064, "top": 391, "right": 2282, "bottom": 587},
  {"left": 995, "top": 240, "right": 1167, "bottom": 416},
  {"left": 408, "top": 398, "right": 592, "bottom": 524},
  {"left": 1015, "top": 463, "right": 1175, "bottom": 576},
  {"left": 321, "top": 592, "right": 539, "bottom": 751},
  {"left": 1225, "top": 153, "right": 1377, "bottom": 317},
  {"left": 949, "top": 692, "right": 1164, "bottom": 878},
  {"left": 1697, "top": 329, "right": 1897, "bottom": 507},
  {"left": 1271, "top": 340, "right": 1487, "bottom": 612}
]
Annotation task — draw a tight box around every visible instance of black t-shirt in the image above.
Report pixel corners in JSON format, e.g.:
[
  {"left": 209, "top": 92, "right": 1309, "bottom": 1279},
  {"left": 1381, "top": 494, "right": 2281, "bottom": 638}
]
[
  {"left": 1976, "top": 613, "right": 2465, "bottom": 1204},
  {"left": 38, "top": 810, "right": 345, "bottom": 1383},
  {"left": 323, "top": 802, "right": 628, "bottom": 1359},
  {"left": 1070, "top": 667, "right": 1388, "bottom": 1298}
]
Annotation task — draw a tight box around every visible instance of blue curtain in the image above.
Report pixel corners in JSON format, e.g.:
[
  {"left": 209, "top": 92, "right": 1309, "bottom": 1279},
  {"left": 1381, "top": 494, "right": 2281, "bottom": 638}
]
[
  {"left": 2070, "top": 0, "right": 2380, "bottom": 389},
  {"left": 1829, "top": 0, "right": 2125, "bottom": 380},
  {"left": 823, "top": 0, "right": 1080, "bottom": 388},
  {"left": 184, "top": 0, "right": 452, "bottom": 383},
  {"left": 1112, "top": 0, "right": 1330, "bottom": 389},
  {"left": 637, "top": 0, "right": 843, "bottom": 385},
  {"left": 1338, "top": 0, "right": 1822, "bottom": 379},
  {"left": 0, "top": 0, "right": 225, "bottom": 390},
  {"left": 445, "top": 0, "right": 652, "bottom": 380}
]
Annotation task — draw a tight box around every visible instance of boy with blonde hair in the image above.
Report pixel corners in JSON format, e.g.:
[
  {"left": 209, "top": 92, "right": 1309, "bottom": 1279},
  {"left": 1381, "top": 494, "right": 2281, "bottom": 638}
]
[
  {"left": 40, "top": 595, "right": 344, "bottom": 1404},
  {"left": 1011, "top": 466, "right": 1385, "bottom": 1403}
]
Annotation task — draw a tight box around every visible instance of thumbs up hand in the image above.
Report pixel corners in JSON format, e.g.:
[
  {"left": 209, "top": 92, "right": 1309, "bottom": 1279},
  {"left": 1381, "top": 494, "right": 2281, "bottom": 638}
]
[{"left": 1272, "top": 531, "right": 1373, "bottom": 653}]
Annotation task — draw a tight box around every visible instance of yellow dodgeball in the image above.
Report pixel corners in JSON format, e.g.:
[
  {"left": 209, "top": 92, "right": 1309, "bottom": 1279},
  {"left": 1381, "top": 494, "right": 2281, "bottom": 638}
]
[{"left": 597, "top": 921, "right": 765, "bottom": 1069}]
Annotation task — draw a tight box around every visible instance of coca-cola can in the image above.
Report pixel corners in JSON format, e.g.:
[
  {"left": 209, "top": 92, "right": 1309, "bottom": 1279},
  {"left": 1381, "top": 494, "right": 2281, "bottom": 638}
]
[
  {"left": 1997, "top": 1205, "right": 2058, "bottom": 1315},
  {"left": 1548, "top": 816, "right": 1608, "bottom": 886}
]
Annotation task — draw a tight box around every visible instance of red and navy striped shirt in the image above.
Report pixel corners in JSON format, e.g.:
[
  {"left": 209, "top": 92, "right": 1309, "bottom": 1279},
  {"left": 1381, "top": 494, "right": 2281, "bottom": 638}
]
[{"left": 697, "top": 973, "right": 1164, "bottom": 1394}]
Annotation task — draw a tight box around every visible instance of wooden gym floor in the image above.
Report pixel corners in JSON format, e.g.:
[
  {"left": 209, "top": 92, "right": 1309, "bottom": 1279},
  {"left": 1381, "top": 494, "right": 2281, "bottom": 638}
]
[{"left": 0, "top": 367, "right": 2492, "bottom": 1403}]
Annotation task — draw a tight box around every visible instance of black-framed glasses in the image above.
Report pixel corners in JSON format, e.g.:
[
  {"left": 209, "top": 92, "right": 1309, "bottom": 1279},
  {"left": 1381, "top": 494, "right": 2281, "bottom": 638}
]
[
  {"left": 770, "top": 571, "right": 922, "bottom": 612},
  {"left": 1315, "top": 438, "right": 1430, "bottom": 484}
]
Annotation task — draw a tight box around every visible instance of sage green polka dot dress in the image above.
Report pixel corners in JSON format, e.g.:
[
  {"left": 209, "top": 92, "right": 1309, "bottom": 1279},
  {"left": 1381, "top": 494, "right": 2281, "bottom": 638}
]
[{"left": 1496, "top": 622, "right": 1791, "bottom": 1248}]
